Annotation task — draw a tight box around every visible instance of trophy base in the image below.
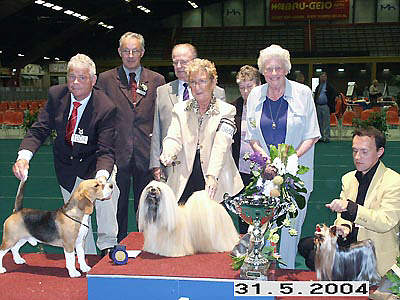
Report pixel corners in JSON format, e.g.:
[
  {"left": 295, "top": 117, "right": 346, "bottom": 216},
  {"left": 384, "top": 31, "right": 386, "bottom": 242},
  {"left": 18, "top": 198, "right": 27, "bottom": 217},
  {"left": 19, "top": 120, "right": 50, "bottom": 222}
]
[{"left": 240, "top": 260, "right": 271, "bottom": 280}]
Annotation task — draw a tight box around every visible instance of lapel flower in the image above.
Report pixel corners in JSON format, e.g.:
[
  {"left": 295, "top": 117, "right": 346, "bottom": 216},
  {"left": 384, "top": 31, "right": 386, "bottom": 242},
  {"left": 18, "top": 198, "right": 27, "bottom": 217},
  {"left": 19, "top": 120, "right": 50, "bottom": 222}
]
[
  {"left": 140, "top": 83, "right": 148, "bottom": 91},
  {"left": 249, "top": 118, "right": 257, "bottom": 128}
]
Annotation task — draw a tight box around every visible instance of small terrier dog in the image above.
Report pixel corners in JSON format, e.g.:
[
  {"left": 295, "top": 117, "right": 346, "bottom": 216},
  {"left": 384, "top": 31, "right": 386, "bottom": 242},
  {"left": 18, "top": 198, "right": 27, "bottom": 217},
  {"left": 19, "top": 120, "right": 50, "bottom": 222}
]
[
  {"left": 0, "top": 179, "right": 113, "bottom": 277},
  {"left": 314, "top": 224, "right": 380, "bottom": 285},
  {"left": 138, "top": 180, "right": 239, "bottom": 257}
]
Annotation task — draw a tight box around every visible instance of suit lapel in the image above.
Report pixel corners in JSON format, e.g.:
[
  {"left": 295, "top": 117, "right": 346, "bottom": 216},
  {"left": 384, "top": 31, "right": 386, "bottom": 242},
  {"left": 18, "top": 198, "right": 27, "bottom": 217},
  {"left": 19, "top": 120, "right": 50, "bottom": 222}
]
[
  {"left": 364, "top": 161, "right": 385, "bottom": 208},
  {"left": 135, "top": 67, "right": 148, "bottom": 106},
  {"left": 117, "top": 66, "right": 132, "bottom": 103},
  {"left": 168, "top": 80, "right": 179, "bottom": 106},
  {"left": 76, "top": 92, "right": 93, "bottom": 133},
  {"left": 61, "top": 92, "right": 72, "bottom": 136}
]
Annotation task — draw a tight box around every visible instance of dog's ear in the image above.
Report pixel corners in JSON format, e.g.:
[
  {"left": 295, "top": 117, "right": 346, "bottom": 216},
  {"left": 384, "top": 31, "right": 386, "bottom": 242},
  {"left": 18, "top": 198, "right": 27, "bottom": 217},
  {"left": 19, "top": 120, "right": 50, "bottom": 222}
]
[{"left": 78, "top": 195, "right": 94, "bottom": 214}]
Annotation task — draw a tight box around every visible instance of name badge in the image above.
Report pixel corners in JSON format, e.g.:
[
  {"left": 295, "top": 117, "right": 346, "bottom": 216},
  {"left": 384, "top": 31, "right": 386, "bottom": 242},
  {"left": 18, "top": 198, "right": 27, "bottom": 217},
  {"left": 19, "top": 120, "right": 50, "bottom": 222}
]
[
  {"left": 72, "top": 134, "right": 88, "bottom": 144},
  {"left": 136, "top": 88, "right": 146, "bottom": 96}
]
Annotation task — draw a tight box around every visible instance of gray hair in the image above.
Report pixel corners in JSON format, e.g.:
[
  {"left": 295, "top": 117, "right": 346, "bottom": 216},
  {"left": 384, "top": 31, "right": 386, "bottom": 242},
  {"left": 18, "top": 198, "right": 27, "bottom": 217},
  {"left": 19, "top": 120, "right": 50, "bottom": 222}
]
[
  {"left": 257, "top": 44, "right": 291, "bottom": 74},
  {"left": 119, "top": 32, "right": 145, "bottom": 50},
  {"left": 67, "top": 54, "right": 96, "bottom": 77},
  {"left": 172, "top": 43, "right": 197, "bottom": 59}
]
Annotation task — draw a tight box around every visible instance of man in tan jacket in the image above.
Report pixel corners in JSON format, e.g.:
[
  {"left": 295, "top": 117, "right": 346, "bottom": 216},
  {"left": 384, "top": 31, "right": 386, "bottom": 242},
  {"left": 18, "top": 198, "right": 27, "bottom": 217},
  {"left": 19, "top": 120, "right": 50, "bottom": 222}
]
[{"left": 327, "top": 126, "right": 400, "bottom": 276}]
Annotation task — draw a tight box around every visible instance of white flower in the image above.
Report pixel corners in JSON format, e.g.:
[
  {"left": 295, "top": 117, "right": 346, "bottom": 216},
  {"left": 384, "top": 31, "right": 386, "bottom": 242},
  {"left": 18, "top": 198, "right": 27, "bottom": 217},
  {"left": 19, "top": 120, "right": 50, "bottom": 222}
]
[
  {"left": 272, "top": 253, "right": 281, "bottom": 260},
  {"left": 256, "top": 177, "right": 264, "bottom": 188},
  {"left": 289, "top": 228, "right": 298, "bottom": 236},
  {"left": 243, "top": 152, "right": 251, "bottom": 160},
  {"left": 272, "top": 157, "right": 285, "bottom": 175},
  {"left": 286, "top": 154, "right": 299, "bottom": 176},
  {"left": 262, "top": 180, "right": 279, "bottom": 197},
  {"left": 282, "top": 218, "right": 291, "bottom": 227},
  {"left": 269, "top": 233, "right": 280, "bottom": 243},
  {"left": 288, "top": 204, "right": 297, "bottom": 213}
]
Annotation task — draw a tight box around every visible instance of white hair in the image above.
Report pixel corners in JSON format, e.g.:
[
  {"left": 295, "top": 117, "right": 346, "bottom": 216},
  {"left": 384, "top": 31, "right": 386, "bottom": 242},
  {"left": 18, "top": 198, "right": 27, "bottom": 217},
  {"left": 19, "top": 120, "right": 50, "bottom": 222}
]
[
  {"left": 119, "top": 32, "right": 145, "bottom": 50},
  {"left": 67, "top": 54, "right": 96, "bottom": 77},
  {"left": 257, "top": 44, "right": 291, "bottom": 74}
]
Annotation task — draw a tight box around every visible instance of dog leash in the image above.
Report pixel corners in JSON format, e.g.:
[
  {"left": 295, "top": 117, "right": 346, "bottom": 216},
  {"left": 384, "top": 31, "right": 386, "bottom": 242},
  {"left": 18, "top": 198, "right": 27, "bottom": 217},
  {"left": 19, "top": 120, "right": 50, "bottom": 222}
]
[{"left": 60, "top": 210, "right": 89, "bottom": 229}]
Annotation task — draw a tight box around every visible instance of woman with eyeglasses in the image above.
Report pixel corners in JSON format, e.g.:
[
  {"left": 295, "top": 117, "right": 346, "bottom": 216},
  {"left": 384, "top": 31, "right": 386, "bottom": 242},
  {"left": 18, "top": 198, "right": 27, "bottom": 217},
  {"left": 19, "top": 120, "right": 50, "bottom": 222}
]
[
  {"left": 246, "top": 45, "right": 320, "bottom": 269},
  {"left": 160, "top": 58, "right": 243, "bottom": 204}
]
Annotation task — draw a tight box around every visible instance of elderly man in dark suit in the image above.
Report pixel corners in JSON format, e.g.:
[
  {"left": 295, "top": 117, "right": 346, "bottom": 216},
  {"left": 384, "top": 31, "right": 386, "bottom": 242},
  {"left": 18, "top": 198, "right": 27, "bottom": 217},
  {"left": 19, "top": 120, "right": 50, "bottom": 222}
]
[
  {"left": 150, "top": 43, "right": 225, "bottom": 181},
  {"left": 96, "top": 32, "right": 165, "bottom": 242},
  {"left": 13, "top": 53, "right": 118, "bottom": 255}
]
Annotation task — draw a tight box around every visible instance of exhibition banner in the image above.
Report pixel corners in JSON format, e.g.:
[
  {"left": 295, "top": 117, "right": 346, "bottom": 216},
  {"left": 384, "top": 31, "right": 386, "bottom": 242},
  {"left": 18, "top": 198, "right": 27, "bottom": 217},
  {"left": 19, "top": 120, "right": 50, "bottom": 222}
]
[{"left": 270, "top": 0, "right": 350, "bottom": 21}]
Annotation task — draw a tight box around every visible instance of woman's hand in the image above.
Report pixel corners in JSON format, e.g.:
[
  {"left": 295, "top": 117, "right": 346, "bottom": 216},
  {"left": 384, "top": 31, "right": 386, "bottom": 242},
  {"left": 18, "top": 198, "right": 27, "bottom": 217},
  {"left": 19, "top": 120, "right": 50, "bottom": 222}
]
[
  {"left": 205, "top": 175, "right": 218, "bottom": 200},
  {"left": 334, "top": 225, "right": 351, "bottom": 238},
  {"left": 160, "top": 153, "right": 174, "bottom": 167}
]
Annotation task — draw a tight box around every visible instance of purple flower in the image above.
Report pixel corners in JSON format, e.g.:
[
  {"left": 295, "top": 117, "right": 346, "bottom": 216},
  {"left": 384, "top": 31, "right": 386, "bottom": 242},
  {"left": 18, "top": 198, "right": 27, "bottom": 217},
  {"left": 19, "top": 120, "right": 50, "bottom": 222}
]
[{"left": 250, "top": 152, "right": 267, "bottom": 168}]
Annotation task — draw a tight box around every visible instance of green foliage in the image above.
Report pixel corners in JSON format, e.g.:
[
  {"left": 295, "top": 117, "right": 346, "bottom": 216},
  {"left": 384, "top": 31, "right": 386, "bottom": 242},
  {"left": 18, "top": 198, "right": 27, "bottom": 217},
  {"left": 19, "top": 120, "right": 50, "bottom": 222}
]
[
  {"left": 386, "top": 256, "right": 400, "bottom": 296},
  {"left": 352, "top": 109, "right": 388, "bottom": 136},
  {"left": 22, "top": 109, "right": 38, "bottom": 133}
]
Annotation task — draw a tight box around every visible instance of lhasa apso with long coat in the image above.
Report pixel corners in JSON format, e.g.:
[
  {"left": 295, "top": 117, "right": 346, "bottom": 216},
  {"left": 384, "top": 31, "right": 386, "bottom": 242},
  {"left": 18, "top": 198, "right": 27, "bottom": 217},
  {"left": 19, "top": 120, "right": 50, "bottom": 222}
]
[
  {"left": 138, "top": 180, "right": 239, "bottom": 257},
  {"left": 314, "top": 224, "right": 380, "bottom": 285}
]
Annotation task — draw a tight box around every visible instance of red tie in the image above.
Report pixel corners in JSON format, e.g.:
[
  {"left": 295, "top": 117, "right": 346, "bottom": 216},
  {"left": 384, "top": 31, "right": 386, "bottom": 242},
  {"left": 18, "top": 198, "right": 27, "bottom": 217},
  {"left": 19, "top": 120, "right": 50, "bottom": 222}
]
[
  {"left": 65, "top": 101, "right": 81, "bottom": 145},
  {"left": 129, "top": 72, "right": 137, "bottom": 105}
]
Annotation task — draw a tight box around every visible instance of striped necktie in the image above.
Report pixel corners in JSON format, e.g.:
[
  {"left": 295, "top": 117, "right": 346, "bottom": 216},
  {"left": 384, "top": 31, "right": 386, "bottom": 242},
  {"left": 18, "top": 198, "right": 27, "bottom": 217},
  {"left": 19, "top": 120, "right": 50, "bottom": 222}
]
[{"left": 65, "top": 101, "right": 81, "bottom": 145}]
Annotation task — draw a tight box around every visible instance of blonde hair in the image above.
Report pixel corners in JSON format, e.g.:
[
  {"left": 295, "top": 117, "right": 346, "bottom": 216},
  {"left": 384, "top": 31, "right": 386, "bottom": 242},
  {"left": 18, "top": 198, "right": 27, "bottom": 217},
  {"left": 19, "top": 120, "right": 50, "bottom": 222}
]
[
  {"left": 257, "top": 44, "right": 291, "bottom": 74},
  {"left": 67, "top": 54, "right": 96, "bottom": 77},
  {"left": 186, "top": 58, "right": 218, "bottom": 81},
  {"left": 236, "top": 65, "right": 260, "bottom": 84},
  {"left": 172, "top": 43, "right": 197, "bottom": 59}
]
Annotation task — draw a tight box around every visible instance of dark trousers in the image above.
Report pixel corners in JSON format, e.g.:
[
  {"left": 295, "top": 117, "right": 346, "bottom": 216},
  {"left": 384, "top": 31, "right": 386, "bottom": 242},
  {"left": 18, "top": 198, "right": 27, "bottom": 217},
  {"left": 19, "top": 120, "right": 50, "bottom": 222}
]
[
  {"left": 179, "top": 151, "right": 205, "bottom": 205},
  {"left": 116, "top": 157, "right": 153, "bottom": 242},
  {"left": 298, "top": 236, "right": 316, "bottom": 271},
  {"left": 238, "top": 172, "right": 253, "bottom": 234}
]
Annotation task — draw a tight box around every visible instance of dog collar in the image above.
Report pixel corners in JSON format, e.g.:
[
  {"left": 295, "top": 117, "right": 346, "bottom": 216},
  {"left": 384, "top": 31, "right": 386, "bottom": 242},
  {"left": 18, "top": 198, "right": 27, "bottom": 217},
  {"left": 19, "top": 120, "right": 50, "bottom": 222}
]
[{"left": 61, "top": 210, "right": 89, "bottom": 229}]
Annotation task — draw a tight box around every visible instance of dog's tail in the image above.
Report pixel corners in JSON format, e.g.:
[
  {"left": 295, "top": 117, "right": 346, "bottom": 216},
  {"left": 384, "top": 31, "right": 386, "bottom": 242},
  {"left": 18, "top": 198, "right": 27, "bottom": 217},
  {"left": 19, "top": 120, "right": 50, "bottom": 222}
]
[{"left": 14, "top": 180, "right": 26, "bottom": 212}]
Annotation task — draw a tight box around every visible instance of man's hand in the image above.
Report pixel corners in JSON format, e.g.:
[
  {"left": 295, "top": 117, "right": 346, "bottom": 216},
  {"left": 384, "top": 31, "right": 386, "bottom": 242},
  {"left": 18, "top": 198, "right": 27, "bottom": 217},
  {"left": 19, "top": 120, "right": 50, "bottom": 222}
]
[
  {"left": 205, "top": 175, "right": 218, "bottom": 200},
  {"left": 12, "top": 159, "right": 29, "bottom": 181},
  {"left": 326, "top": 199, "right": 348, "bottom": 213},
  {"left": 334, "top": 225, "right": 351, "bottom": 238},
  {"left": 152, "top": 167, "right": 163, "bottom": 181}
]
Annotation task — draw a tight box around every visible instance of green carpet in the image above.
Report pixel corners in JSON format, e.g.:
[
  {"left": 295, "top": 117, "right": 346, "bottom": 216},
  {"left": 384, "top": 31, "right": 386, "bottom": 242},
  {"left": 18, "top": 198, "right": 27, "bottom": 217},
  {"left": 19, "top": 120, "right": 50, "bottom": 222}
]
[{"left": 1, "top": 139, "right": 400, "bottom": 267}]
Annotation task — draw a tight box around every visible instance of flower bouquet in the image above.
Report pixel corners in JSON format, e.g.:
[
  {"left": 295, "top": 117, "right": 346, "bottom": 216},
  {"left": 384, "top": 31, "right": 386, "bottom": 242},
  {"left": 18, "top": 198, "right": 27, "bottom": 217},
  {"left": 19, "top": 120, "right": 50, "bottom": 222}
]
[{"left": 225, "top": 143, "right": 309, "bottom": 279}]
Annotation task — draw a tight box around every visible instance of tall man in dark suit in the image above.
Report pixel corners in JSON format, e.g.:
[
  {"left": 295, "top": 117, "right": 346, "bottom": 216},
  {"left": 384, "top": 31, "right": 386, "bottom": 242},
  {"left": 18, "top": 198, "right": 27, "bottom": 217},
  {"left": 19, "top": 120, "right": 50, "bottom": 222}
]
[
  {"left": 149, "top": 43, "right": 225, "bottom": 181},
  {"left": 96, "top": 32, "right": 165, "bottom": 242},
  {"left": 314, "top": 72, "right": 336, "bottom": 143},
  {"left": 13, "top": 54, "right": 118, "bottom": 255}
]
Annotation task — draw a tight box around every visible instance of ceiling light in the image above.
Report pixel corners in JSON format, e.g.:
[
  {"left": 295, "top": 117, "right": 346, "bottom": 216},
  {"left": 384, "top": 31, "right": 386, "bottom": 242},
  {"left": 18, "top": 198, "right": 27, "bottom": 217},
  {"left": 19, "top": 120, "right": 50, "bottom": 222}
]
[
  {"left": 360, "top": 69, "right": 366, "bottom": 73},
  {"left": 12, "top": 69, "right": 16, "bottom": 72},
  {"left": 51, "top": 5, "right": 63, "bottom": 11},
  {"left": 316, "top": 68, "right": 322, "bottom": 72},
  {"left": 188, "top": 1, "right": 198, "bottom": 8},
  {"left": 35, "top": 0, "right": 45, "bottom": 4},
  {"left": 383, "top": 68, "right": 390, "bottom": 72},
  {"left": 98, "top": 22, "right": 105, "bottom": 25},
  {"left": 338, "top": 68, "right": 344, "bottom": 72},
  {"left": 43, "top": 56, "right": 50, "bottom": 60},
  {"left": 0, "top": 50, "right": 2, "bottom": 54},
  {"left": 18, "top": 53, "right": 24, "bottom": 57},
  {"left": 79, "top": 15, "right": 89, "bottom": 20},
  {"left": 42, "top": 2, "right": 54, "bottom": 8},
  {"left": 137, "top": 5, "right": 151, "bottom": 13},
  {"left": 107, "top": 25, "right": 114, "bottom": 29},
  {"left": 55, "top": 57, "right": 60, "bottom": 61},
  {"left": 72, "top": 13, "right": 81, "bottom": 18},
  {"left": 64, "top": 10, "right": 74, "bottom": 15}
]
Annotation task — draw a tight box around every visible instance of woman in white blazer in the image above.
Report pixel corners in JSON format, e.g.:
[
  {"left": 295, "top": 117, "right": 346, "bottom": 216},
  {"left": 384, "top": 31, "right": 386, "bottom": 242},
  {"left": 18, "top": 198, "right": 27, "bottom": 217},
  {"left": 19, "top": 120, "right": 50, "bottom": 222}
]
[{"left": 160, "top": 58, "right": 243, "bottom": 204}]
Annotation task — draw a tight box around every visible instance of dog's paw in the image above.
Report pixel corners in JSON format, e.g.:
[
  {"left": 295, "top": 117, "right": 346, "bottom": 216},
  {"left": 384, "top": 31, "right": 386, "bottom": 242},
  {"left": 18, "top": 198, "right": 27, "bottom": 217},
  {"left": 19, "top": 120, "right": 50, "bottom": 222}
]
[
  {"left": 80, "top": 264, "right": 91, "bottom": 273},
  {"left": 67, "top": 269, "right": 81, "bottom": 278},
  {"left": 13, "top": 256, "right": 26, "bottom": 265},
  {"left": 0, "top": 267, "right": 6, "bottom": 273}
]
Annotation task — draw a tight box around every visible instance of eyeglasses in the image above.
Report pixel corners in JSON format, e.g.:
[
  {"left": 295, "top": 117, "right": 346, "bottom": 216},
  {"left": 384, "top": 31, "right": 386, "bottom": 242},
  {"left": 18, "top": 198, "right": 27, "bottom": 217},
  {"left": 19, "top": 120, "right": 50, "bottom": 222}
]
[
  {"left": 264, "top": 66, "right": 284, "bottom": 74},
  {"left": 67, "top": 74, "right": 91, "bottom": 82},
  {"left": 189, "top": 79, "right": 210, "bottom": 87},
  {"left": 172, "top": 60, "right": 190, "bottom": 66},
  {"left": 120, "top": 49, "right": 142, "bottom": 56}
]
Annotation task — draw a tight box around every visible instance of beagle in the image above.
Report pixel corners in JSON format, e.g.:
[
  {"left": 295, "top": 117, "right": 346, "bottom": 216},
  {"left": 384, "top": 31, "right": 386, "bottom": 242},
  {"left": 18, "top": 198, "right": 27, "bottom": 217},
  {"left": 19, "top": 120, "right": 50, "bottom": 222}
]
[{"left": 0, "top": 179, "right": 113, "bottom": 277}]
